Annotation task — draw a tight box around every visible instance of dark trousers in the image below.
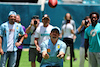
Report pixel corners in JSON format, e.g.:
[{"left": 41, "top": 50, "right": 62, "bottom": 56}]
[
  {"left": 63, "top": 38, "right": 75, "bottom": 67},
  {"left": 15, "top": 49, "right": 22, "bottom": 67},
  {"left": 63, "top": 38, "right": 75, "bottom": 58}
]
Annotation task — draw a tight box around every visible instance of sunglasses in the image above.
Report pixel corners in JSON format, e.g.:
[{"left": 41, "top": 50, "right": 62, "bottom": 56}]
[{"left": 32, "top": 16, "right": 39, "bottom": 19}]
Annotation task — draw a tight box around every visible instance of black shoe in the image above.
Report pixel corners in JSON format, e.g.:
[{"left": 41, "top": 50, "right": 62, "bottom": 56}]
[{"left": 73, "top": 58, "right": 77, "bottom": 61}]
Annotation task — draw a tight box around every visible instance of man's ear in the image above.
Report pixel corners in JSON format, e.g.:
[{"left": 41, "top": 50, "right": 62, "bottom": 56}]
[
  {"left": 42, "top": 19, "right": 43, "bottom": 22},
  {"left": 59, "top": 34, "right": 60, "bottom": 36}
]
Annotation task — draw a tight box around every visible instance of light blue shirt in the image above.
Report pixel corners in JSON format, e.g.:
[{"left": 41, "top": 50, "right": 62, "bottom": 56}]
[
  {"left": 40, "top": 39, "right": 66, "bottom": 67},
  {"left": 0, "top": 21, "right": 25, "bottom": 52},
  {"left": 84, "top": 23, "right": 100, "bottom": 52}
]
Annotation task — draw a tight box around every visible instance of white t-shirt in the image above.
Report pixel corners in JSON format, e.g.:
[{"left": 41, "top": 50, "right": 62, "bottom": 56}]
[
  {"left": 34, "top": 24, "right": 53, "bottom": 46},
  {"left": 62, "top": 23, "right": 73, "bottom": 38},
  {"left": 62, "top": 20, "right": 76, "bottom": 32},
  {"left": 7, "top": 23, "right": 15, "bottom": 51},
  {"left": 30, "top": 22, "right": 43, "bottom": 48}
]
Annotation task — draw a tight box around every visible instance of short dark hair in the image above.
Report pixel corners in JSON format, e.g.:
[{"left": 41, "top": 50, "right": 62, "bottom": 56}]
[
  {"left": 89, "top": 12, "right": 99, "bottom": 19},
  {"left": 31, "top": 15, "right": 39, "bottom": 19},
  {"left": 84, "top": 16, "right": 90, "bottom": 20}
]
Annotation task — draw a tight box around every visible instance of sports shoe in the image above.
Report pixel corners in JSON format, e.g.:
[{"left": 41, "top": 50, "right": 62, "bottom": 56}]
[
  {"left": 73, "top": 58, "right": 77, "bottom": 61},
  {"left": 66, "top": 56, "right": 70, "bottom": 60}
]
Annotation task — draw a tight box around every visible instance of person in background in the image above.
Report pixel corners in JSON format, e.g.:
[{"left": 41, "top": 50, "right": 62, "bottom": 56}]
[
  {"left": 0, "top": 11, "right": 26, "bottom": 67},
  {"left": 26, "top": 15, "right": 42, "bottom": 67},
  {"left": 76, "top": 16, "right": 91, "bottom": 67},
  {"left": 84, "top": 12, "right": 100, "bottom": 67},
  {"left": 15, "top": 14, "right": 27, "bottom": 67},
  {"left": 40, "top": 27, "right": 66, "bottom": 67},
  {"left": 34, "top": 14, "right": 53, "bottom": 64},
  {"left": 61, "top": 13, "right": 76, "bottom": 60},
  {"left": 62, "top": 13, "right": 76, "bottom": 32}
]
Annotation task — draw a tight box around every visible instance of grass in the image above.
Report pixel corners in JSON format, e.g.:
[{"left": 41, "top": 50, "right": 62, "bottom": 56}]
[{"left": 19, "top": 49, "right": 89, "bottom": 67}]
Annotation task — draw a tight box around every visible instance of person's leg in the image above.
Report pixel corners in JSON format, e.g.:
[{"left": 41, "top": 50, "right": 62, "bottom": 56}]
[
  {"left": 66, "top": 46, "right": 70, "bottom": 60},
  {"left": 0, "top": 52, "right": 8, "bottom": 67},
  {"left": 79, "top": 47, "right": 85, "bottom": 67},
  {"left": 95, "top": 52, "right": 100, "bottom": 67},
  {"left": 15, "top": 49, "right": 22, "bottom": 67},
  {"left": 31, "top": 61, "right": 36, "bottom": 67},
  {"left": 8, "top": 51, "right": 17, "bottom": 67},
  {"left": 89, "top": 52, "right": 97, "bottom": 67},
  {"left": 63, "top": 45, "right": 68, "bottom": 61},
  {"left": 62, "top": 38, "right": 69, "bottom": 61},
  {"left": 29, "top": 48, "right": 37, "bottom": 67},
  {"left": 87, "top": 49, "right": 90, "bottom": 67}
]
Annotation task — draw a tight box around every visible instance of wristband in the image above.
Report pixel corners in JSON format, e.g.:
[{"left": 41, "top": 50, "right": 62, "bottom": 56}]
[
  {"left": 19, "top": 41, "right": 22, "bottom": 44},
  {"left": 29, "top": 25, "right": 32, "bottom": 27}
]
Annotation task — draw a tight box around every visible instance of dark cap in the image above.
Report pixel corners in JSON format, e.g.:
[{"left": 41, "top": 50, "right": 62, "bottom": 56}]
[
  {"left": 31, "top": 15, "right": 39, "bottom": 19},
  {"left": 42, "top": 14, "right": 50, "bottom": 20}
]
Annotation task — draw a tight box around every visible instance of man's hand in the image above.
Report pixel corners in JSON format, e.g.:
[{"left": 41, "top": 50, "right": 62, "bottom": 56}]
[
  {"left": 85, "top": 53, "right": 88, "bottom": 61},
  {"left": 73, "top": 35, "right": 76, "bottom": 40},
  {"left": 30, "top": 20, "right": 34, "bottom": 26},
  {"left": 36, "top": 46, "right": 41, "bottom": 52},
  {"left": 57, "top": 51, "right": 65, "bottom": 59},
  {"left": 81, "top": 20, "right": 85, "bottom": 26},
  {"left": 24, "top": 34, "right": 28, "bottom": 39},
  {"left": 0, "top": 48, "right": 4, "bottom": 55},
  {"left": 42, "top": 51, "right": 49, "bottom": 59},
  {"left": 15, "top": 42, "right": 21, "bottom": 47}
]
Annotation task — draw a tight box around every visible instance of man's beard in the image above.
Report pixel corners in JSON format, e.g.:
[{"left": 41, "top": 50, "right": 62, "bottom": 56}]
[
  {"left": 92, "top": 21, "right": 97, "bottom": 27},
  {"left": 10, "top": 19, "right": 15, "bottom": 24}
]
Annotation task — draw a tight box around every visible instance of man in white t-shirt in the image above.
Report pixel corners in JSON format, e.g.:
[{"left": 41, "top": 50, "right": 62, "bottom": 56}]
[
  {"left": 26, "top": 15, "right": 43, "bottom": 67},
  {"left": 34, "top": 14, "right": 53, "bottom": 63},
  {"left": 0, "top": 11, "right": 25, "bottom": 67}
]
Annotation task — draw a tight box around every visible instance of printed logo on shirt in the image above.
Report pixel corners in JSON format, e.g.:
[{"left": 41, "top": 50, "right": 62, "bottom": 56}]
[
  {"left": 90, "top": 29, "right": 97, "bottom": 37},
  {"left": 47, "top": 49, "right": 51, "bottom": 52},
  {"left": 57, "top": 44, "right": 60, "bottom": 49},
  {"left": 16, "top": 27, "right": 18, "bottom": 29},
  {"left": 44, "top": 30, "right": 47, "bottom": 32},
  {"left": 41, "top": 34, "right": 50, "bottom": 36}
]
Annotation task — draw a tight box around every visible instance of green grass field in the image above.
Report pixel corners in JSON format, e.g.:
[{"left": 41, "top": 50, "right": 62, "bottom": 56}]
[{"left": 19, "top": 49, "right": 89, "bottom": 67}]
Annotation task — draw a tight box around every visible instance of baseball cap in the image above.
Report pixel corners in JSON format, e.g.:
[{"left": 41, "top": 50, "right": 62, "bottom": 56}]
[
  {"left": 51, "top": 26, "right": 61, "bottom": 34},
  {"left": 8, "top": 11, "right": 17, "bottom": 16},
  {"left": 42, "top": 14, "right": 50, "bottom": 20},
  {"left": 31, "top": 15, "right": 39, "bottom": 19}
]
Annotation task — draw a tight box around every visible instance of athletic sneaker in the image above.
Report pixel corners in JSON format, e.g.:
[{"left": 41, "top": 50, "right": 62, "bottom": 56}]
[
  {"left": 73, "top": 58, "right": 77, "bottom": 61},
  {"left": 66, "top": 56, "right": 70, "bottom": 60}
]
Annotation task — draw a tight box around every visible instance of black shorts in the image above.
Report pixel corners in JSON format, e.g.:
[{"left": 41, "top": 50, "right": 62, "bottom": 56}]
[
  {"left": 29, "top": 48, "right": 38, "bottom": 62},
  {"left": 29, "top": 48, "right": 42, "bottom": 63}
]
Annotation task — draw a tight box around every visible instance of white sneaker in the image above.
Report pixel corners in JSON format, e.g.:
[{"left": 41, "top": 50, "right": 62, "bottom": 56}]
[{"left": 66, "top": 56, "right": 70, "bottom": 60}]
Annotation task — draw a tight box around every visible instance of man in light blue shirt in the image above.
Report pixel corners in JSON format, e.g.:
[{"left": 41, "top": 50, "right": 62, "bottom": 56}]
[
  {"left": 40, "top": 27, "right": 66, "bottom": 67},
  {"left": 84, "top": 12, "right": 100, "bottom": 67},
  {"left": 0, "top": 11, "right": 25, "bottom": 67}
]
